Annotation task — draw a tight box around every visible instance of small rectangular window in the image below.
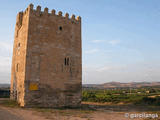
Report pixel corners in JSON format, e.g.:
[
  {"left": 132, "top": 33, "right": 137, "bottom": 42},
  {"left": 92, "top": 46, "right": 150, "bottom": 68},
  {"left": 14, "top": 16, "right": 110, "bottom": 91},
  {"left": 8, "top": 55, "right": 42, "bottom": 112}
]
[
  {"left": 67, "top": 58, "right": 69, "bottom": 65},
  {"left": 64, "top": 57, "right": 69, "bottom": 66},
  {"left": 16, "top": 64, "right": 19, "bottom": 72},
  {"left": 64, "top": 58, "right": 67, "bottom": 65}
]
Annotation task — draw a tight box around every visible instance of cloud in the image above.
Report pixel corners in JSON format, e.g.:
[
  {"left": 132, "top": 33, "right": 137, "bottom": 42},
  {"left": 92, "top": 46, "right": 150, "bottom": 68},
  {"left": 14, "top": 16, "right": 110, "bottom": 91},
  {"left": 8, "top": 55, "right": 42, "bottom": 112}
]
[
  {"left": 0, "top": 41, "right": 12, "bottom": 68},
  {"left": 91, "top": 40, "right": 105, "bottom": 43},
  {"left": 0, "top": 41, "right": 12, "bottom": 83},
  {"left": 85, "top": 49, "right": 99, "bottom": 54},
  {"left": 0, "top": 56, "right": 11, "bottom": 67},
  {"left": 108, "top": 40, "right": 120, "bottom": 45},
  {"left": 91, "top": 39, "right": 121, "bottom": 46},
  {"left": 0, "top": 56, "right": 11, "bottom": 84},
  {"left": 0, "top": 41, "right": 12, "bottom": 52},
  {"left": 96, "top": 66, "right": 112, "bottom": 72},
  {"left": 82, "top": 62, "right": 160, "bottom": 84}
]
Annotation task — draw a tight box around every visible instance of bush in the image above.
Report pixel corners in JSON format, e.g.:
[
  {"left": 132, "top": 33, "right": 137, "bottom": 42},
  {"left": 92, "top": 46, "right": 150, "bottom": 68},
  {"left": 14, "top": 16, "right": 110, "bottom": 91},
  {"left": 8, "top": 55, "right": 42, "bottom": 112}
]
[{"left": 135, "top": 96, "right": 160, "bottom": 106}]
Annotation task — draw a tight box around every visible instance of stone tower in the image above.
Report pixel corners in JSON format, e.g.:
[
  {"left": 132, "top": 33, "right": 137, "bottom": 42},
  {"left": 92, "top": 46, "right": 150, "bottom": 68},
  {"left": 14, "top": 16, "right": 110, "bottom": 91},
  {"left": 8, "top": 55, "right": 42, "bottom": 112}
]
[{"left": 10, "top": 4, "right": 82, "bottom": 108}]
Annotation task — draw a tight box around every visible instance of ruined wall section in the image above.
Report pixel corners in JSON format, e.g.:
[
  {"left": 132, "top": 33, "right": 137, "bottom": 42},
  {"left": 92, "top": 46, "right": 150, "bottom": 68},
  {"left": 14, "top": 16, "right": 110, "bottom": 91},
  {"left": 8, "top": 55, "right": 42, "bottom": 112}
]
[
  {"left": 10, "top": 8, "right": 30, "bottom": 106},
  {"left": 10, "top": 12, "right": 23, "bottom": 100},
  {"left": 24, "top": 5, "right": 82, "bottom": 107}
]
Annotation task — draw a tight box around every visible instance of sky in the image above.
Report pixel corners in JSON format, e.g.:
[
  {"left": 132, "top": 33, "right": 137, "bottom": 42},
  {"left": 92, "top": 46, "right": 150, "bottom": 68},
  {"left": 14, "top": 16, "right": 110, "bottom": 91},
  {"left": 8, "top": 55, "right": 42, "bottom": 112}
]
[{"left": 0, "top": 0, "right": 160, "bottom": 84}]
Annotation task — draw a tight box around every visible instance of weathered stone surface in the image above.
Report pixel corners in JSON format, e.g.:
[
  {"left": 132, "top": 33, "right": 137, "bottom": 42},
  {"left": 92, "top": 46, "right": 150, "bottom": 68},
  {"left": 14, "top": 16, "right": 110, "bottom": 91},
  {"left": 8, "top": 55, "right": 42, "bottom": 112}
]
[{"left": 10, "top": 4, "right": 82, "bottom": 108}]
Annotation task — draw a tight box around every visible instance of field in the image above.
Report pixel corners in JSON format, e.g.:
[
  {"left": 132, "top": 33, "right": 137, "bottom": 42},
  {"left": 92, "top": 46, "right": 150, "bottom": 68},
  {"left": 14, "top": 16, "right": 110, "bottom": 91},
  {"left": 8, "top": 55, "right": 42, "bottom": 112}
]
[
  {"left": 82, "top": 86, "right": 160, "bottom": 106},
  {"left": 1, "top": 86, "right": 160, "bottom": 106}
]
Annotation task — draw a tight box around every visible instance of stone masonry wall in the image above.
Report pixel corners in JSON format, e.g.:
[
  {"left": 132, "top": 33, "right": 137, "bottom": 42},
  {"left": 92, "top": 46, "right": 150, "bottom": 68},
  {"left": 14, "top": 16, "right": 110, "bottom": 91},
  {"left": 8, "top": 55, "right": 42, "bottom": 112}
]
[
  {"left": 10, "top": 9, "right": 29, "bottom": 106},
  {"left": 11, "top": 4, "right": 82, "bottom": 108}
]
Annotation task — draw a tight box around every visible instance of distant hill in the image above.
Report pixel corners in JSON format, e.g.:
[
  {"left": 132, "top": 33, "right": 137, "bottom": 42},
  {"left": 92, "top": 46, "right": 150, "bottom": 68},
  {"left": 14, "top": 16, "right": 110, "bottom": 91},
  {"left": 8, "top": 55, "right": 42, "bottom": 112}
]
[
  {"left": 0, "top": 84, "right": 10, "bottom": 88},
  {"left": 1, "top": 82, "right": 160, "bottom": 89},
  {"left": 83, "top": 82, "right": 160, "bottom": 89}
]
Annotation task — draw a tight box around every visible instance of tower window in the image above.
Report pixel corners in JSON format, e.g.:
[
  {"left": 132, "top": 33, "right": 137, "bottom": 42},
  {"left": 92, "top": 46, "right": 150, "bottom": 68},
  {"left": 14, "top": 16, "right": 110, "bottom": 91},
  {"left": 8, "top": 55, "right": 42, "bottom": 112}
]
[
  {"left": 64, "top": 58, "right": 67, "bottom": 65},
  {"left": 67, "top": 58, "right": 69, "bottom": 65},
  {"left": 17, "top": 43, "right": 20, "bottom": 50},
  {"left": 59, "top": 26, "right": 62, "bottom": 31},
  {"left": 16, "top": 64, "right": 19, "bottom": 72},
  {"left": 64, "top": 57, "right": 69, "bottom": 66},
  {"left": 18, "top": 43, "right": 20, "bottom": 47}
]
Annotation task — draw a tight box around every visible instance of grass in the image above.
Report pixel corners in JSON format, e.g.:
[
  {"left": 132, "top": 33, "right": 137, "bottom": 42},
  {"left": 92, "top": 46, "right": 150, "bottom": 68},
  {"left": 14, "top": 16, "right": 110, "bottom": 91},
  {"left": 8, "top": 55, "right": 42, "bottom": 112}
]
[
  {"left": 82, "top": 88, "right": 160, "bottom": 105},
  {"left": 0, "top": 98, "right": 19, "bottom": 107}
]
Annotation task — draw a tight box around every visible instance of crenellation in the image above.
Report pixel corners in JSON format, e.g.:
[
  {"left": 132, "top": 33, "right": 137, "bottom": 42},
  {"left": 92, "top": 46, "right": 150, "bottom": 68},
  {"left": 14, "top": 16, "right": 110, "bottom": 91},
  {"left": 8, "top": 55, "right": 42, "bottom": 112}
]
[
  {"left": 16, "top": 12, "right": 23, "bottom": 27},
  {"left": 44, "top": 7, "right": 49, "bottom": 14},
  {"left": 51, "top": 9, "right": 56, "bottom": 15},
  {"left": 23, "top": 5, "right": 31, "bottom": 16},
  {"left": 71, "top": 14, "right": 75, "bottom": 20},
  {"left": 25, "top": 8, "right": 28, "bottom": 13},
  {"left": 28, "top": 3, "right": 34, "bottom": 10},
  {"left": 65, "top": 13, "right": 69, "bottom": 18},
  {"left": 36, "top": 5, "right": 41, "bottom": 15},
  {"left": 76, "top": 16, "right": 81, "bottom": 22},
  {"left": 20, "top": 5, "right": 81, "bottom": 22},
  {"left": 58, "top": 11, "right": 62, "bottom": 16}
]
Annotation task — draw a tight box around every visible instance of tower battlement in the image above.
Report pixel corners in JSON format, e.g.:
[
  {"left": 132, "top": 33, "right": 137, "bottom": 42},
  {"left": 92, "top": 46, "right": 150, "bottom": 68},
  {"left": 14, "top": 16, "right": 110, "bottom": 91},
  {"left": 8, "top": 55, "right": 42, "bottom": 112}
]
[{"left": 21, "top": 4, "right": 81, "bottom": 23}]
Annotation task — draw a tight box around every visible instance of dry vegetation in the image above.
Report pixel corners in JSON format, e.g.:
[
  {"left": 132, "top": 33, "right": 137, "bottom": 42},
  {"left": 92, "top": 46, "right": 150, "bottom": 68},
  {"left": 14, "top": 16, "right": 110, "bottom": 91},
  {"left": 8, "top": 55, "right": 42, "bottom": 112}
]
[{"left": 1, "top": 98, "right": 160, "bottom": 120}]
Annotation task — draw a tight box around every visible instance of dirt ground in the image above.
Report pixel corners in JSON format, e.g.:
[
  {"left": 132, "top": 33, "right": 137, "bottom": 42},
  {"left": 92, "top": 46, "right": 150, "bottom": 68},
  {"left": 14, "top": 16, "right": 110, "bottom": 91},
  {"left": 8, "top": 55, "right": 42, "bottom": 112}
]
[
  {"left": 0, "top": 106, "right": 144, "bottom": 120},
  {"left": 0, "top": 99, "right": 160, "bottom": 120},
  {"left": 1, "top": 105, "right": 160, "bottom": 120}
]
